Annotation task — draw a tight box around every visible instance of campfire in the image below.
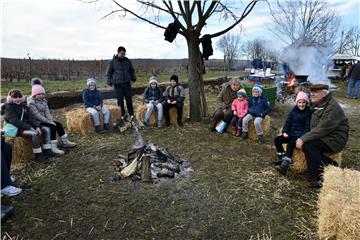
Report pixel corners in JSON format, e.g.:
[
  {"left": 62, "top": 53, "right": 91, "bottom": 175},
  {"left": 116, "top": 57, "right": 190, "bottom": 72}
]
[{"left": 113, "top": 143, "right": 192, "bottom": 183}]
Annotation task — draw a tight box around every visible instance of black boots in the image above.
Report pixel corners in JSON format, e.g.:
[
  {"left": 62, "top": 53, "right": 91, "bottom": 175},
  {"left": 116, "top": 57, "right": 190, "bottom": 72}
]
[
  {"left": 241, "top": 132, "right": 248, "bottom": 140},
  {"left": 274, "top": 156, "right": 292, "bottom": 175},
  {"left": 103, "top": 123, "right": 112, "bottom": 132},
  {"left": 95, "top": 125, "right": 103, "bottom": 134},
  {"left": 35, "top": 153, "right": 49, "bottom": 164},
  {"left": 258, "top": 135, "right": 265, "bottom": 144}
]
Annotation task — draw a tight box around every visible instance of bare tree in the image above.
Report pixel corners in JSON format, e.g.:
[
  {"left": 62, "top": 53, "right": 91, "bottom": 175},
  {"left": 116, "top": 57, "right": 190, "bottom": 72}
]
[
  {"left": 269, "top": 0, "right": 340, "bottom": 48},
  {"left": 216, "top": 33, "right": 241, "bottom": 71},
  {"left": 339, "top": 26, "right": 360, "bottom": 56},
  {"left": 241, "top": 38, "right": 266, "bottom": 61},
  {"left": 99, "top": 0, "right": 260, "bottom": 121}
]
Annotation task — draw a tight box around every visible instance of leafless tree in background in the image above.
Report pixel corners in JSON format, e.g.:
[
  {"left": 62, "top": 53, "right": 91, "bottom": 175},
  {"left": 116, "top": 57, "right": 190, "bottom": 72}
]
[
  {"left": 98, "top": 0, "right": 260, "bottom": 121},
  {"left": 269, "top": 0, "right": 340, "bottom": 48},
  {"left": 241, "top": 38, "right": 279, "bottom": 68},
  {"left": 216, "top": 33, "right": 241, "bottom": 71},
  {"left": 339, "top": 26, "right": 360, "bottom": 56}
]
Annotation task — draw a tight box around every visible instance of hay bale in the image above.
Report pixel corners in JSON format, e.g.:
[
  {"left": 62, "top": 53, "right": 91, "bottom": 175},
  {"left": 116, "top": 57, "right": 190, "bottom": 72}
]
[
  {"left": 283, "top": 143, "right": 342, "bottom": 172},
  {"left": 248, "top": 115, "right": 271, "bottom": 140},
  {"left": 66, "top": 105, "right": 121, "bottom": 134},
  {"left": 318, "top": 166, "right": 360, "bottom": 240},
  {"left": 135, "top": 104, "right": 189, "bottom": 127},
  {"left": 5, "top": 137, "right": 34, "bottom": 166}
]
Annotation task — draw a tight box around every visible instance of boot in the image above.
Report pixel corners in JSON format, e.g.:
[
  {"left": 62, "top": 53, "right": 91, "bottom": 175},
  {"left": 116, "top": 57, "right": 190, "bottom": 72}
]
[
  {"left": 42, "top": 144, "right": 60, "bottom": 157},
  {"left": 157, "top": 120, "right": 163, "bottom": 128},
  {"left": 102, "top": 123, "right": 112, "bottom": 133},
  {"left": 34, "top": 152, "right": 48, "bottom": 164},
  {"left": 51, "top": 140, "right": 65, "bottom": 156},
  {"left": 241, "top": 132, "right": 248, "bottom": 140},
  {"left": 272, "top": 153, "right": 284, "bottom": 165},
  {"left": 142, "top": 119, "right": 149, "bottom": 127},
  {"left": 165, "top": 120, "right": 170, "bottom": 127},
  {"left": 274, "top": 156, "right": 291, "bottom": 175},
  {"left": 177, "top": 120, "right": 183, "bottom": 127},
  {"left": 209, "top": 120, "right": 217, "bottom": 132},
  {"left": 236, "top": 127, "right": 242, "bottom": 137},
  {"left": 95, "top": 125, "right": 103, "bottom": 134},
  {"left": 232, "top": 126, "right": 238, "bottom": 136},
  {"left": 258, "top": 135, "right": 265, "bottom": 144},
  {"left": 59, "top": 134, "right": 77, "bottom": 148}
]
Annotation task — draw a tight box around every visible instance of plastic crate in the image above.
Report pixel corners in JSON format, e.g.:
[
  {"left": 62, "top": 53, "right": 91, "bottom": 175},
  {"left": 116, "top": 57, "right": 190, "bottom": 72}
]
[{"left": 243, "top": 83, "right": 277, "bottom": 107}]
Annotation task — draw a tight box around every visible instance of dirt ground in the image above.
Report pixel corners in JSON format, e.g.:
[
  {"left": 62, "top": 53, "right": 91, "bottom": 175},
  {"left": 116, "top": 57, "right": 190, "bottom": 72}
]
[{"left": 2, "top": 82, "right": 359, "bottom": 240}]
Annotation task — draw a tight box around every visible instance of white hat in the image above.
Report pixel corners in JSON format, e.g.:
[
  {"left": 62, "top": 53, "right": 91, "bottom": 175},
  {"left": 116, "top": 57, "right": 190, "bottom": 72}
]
[
  {"left": 87, "top": 78, "right": 96, "bottom": 86},
  {"left": 149, "top": 76, "right": 158, "bottom": 85}
]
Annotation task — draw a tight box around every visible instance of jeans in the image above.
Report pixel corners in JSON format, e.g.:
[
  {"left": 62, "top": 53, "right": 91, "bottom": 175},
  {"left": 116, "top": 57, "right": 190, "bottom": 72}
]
[
  {"left": 86, "top": 107, "right": 110, "bottom": 126},
  {"left": 242, "top": 114, "right": 264, "bottom": 135},
  {"left": 114, "top": 84, "right": 134, "bottom": 116},
  {"left": 41, "top": 121, "right": 66, "bottom": 140},
  {"left": 145, "top": 103, "right": 163, "bottom": 121},
  {"left": 346, "top": 78, "right": 360, "bottom": 98}
]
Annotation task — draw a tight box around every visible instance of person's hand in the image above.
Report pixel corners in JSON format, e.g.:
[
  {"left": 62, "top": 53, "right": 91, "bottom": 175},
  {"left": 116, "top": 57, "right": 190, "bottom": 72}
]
[
  {"left": 96, "top": 106, "right": 101, "bottom": 111},
  {"left": 51, "top": 121, "right": 56, "bottom": 126},
  {"left": 167, "top": 99, "right": 171, "bottom": 104},
  {"left": 296, "top": 138, "right": 304, "bottom": 149},
  {"left": 36, "top": 127, "right": 42, "bottom": 136},
  {"left": 283, "top": 133, "right": 289, "bottom": 138},
  {"left": 149, "top": 100, "right": 154, "bottom": 104},
  {"left": 172, "top": 100, "right": 177, "bottom": 104},
  {"left": 154, "top": 100, "right": 159, "bottom": 104},
  {"left": 30, "top": 127, "right": 36, "bottom": 132},
  {"left": 233, "top": 111, "right": 237, "bottom": 115}
]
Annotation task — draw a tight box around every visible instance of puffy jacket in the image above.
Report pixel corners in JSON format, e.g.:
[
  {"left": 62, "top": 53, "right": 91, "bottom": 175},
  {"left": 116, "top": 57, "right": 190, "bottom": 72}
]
[
  {"left": 282, "top": 105, "right": 311, "bottom": 137},
  {"left": 349, "top": 62, "right": 360, "bottom": 80},
  {"left": 300, "top": 93, "right": 349, "bottom": 152},
  {"left": 4, "top": 102, "right": 41, "bottom": 130},
  {"left": 231, "top": 98, "right": 248, "bottom": 118},
  {"left": 163, "top": 84, "right": 185, "bottom": 103},
  {"left": 27, "top": 96, "right": 53, "bottom": 124},
  {"left": 82, "top": 88, "right": 103, "bottom": 108},
  {"left": 248, "top": 95, "right": 271, "bottom": 118},
  {"left": 143, "top": 87, "right": 163, "bottom": 103},
  {"left": 106, "top": 56, "right": 136, "bottom": 86}
]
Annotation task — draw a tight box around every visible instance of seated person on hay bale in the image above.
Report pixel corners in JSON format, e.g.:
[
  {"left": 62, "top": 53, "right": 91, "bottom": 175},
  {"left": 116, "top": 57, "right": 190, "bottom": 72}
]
[
  {"left": 209, "top": 79, "right": 242, "bottom": 132},
  {"left": 3, "top": 89, "right": 54, "bottom": 163},
  {"left": 295, "top": 83, "right": 349, "bottom": 188},
  {"left": 162, "top": 75, "right": 185, "bottom": 127},
  {"left": 241, "top": 84, "right": 271, "bottom": 144},
  {"left": 142, "top": 76, "right": 164, "bottom": 128},
  {"left": 273, "top": 91, "right": 311, "bottom": 175},
  {"left": 27, "top": 83, "right": 76, "bottom": 156},
  {"left": 82, "top": 78, "right": 111, "bottom": 134},
  {"left": 230, "top": 89, "right": 248, "bottom": 137}
]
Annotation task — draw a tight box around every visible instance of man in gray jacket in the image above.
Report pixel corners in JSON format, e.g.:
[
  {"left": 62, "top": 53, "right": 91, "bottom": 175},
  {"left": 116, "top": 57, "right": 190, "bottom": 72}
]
[
  {"left": 106, "top": 46, "right": 136, "bottom": 117},
  {"left": 296, "top": 84, "right": 349, "bottom": 188}
]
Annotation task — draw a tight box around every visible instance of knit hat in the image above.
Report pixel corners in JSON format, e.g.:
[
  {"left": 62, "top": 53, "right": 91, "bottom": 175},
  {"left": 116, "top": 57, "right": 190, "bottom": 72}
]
[
  {"left": 149, "top": 76, "right": 158, "bottom": 85},
  {"left": 229, "top": 78, "right": 241, "bottom": 85},
  {"left": 237, "top": 90, "right": 247, "bottom": 98},
  {"left": 31, "top": 77, "right": 43, "bottom": 86},
  {"left": 309, "top": 83, "right": 329, "bottom": 91},
  {"left": 252, "top": 85, "right": 262, "bottom": 96},
  {"left": 295, "top": 91, "right": 309, "bottom": 103},
  {"left": 87, "top": 78, "right": 96, "bottom": 86},
  {"left": 31, "top": 85, "right": 45, "bottom": 97},
  {"left": 170, "top": 75, "right": 179, "bottom": 83}
]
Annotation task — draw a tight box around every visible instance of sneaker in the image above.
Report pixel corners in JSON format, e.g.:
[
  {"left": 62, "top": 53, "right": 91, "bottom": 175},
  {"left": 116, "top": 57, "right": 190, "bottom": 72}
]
[{"left": 1, "top": 186, "right": 22, "bottom": 197}]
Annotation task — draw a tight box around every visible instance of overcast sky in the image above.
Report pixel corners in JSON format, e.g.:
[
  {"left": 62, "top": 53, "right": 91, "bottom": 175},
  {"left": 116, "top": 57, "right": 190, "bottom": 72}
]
[{"left": 1, "top": 0, "right": 359, "bottom": 60}]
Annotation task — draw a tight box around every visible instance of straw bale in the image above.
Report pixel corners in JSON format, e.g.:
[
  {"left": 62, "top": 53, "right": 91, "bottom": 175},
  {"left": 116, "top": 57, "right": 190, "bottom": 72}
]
[
  {"left": 135, "top": 104, "right": 189, "bottom": 127},
  {"left": 318, "top": 166, "right": 360, "bottom": 240},
  {"left": 66, "top": 105, "right": 121, "bottom": 134},
  {"left": 283, "top": 144, "right": 342, "bottom": 172},
  {"left": 248, "top": 115, "right": 271, "bottom": 140},
  {"left": 5, "top": 136, "right": 34, "bottom": 166}
]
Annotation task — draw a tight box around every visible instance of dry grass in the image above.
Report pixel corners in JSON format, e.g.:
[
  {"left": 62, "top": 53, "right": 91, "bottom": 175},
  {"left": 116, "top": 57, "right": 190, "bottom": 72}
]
[{"left": 5, "top": 136, "right": 34, "bottom": 167}]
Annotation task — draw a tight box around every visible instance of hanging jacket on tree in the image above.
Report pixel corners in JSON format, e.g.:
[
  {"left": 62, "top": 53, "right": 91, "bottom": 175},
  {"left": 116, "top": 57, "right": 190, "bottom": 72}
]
[
  {"left": 201, "top": 34, "right": 213, "bottom": 60},
  {"left": 164, "top": 20, "right": 181, "bottom": 43}
]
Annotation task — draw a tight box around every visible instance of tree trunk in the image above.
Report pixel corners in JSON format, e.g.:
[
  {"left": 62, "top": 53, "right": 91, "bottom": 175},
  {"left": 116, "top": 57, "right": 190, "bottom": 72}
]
[{"left": 187, "top": 36, "right": 202, "bottom": 122}]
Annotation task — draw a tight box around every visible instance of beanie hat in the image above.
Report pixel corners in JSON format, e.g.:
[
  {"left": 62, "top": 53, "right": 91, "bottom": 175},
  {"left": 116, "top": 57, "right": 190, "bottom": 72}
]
[
  {"left": 31, "top": 77, "right": 43, "bottom": 86},
  {"left": 237, "top": 90, "right": 247, "bottom": 98},
  {"left": 170, "top": 75, "right": 179, "bottom": 83},
  {"left": 296, "top": 91, "right": 309, "bottom": 103},
  {"left": 149, "top": 76, "right": 158, "bottom": 85},
  {"left": 252, "top": 85, "right": 262, "bottom": 96},
  {"left": 31, "top": 85, "right": 45, "bottom": 97},
  {"left": 87, "top": 78, "right": 96, "bottom": 86},
  {"left": 229, "top": 78, "right": 241, "bottom": 85}
]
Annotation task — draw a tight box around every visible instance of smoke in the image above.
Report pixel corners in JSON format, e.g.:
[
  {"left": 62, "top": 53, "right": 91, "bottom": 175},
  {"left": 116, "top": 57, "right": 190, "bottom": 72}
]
[{"left": 281, "top": 46, "right": 332, "bottom": 84}]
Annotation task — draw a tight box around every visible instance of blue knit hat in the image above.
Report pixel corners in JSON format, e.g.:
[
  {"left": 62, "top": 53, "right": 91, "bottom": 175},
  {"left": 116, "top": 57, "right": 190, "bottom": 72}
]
[{"left": 252, "top": 84, "right": 262, "bottom": 96}]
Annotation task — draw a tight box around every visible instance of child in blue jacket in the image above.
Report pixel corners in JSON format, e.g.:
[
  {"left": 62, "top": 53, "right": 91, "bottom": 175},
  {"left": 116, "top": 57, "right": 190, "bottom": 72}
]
[
  {"left": 143, "top": 76, "right": 164, "bottom": 128},
  {"left": 82, "top": 78, "right": 110, "bottom": 133}
]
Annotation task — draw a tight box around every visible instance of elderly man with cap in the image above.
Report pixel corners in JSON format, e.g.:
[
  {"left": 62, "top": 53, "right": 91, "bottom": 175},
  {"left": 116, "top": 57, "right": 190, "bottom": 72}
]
[
  {"left": 209, "top": 78, "right": 243, "bottom": 132},
  {"left": 296, "top": 83, "right": 349, "bottom": 188}
]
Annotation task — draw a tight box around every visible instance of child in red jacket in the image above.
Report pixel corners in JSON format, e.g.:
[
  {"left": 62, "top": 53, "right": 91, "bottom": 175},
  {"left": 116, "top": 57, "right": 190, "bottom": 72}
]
[{"left": 230, "top": 90, "right": 248, "bottom": 137}]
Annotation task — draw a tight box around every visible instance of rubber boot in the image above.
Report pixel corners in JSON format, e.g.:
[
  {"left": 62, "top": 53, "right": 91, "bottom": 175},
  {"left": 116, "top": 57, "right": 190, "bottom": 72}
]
[{"left": 51, "top": 140, "right": 65, "bottom": 156}]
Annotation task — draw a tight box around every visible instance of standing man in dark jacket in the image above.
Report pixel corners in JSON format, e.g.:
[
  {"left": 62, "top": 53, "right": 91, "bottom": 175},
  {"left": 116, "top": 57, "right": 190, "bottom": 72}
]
[
  {"left": 346, "top": 61, "right": 360, "bottom": 99},
  {"left": 106, "top": 46, "right": 136, "bottom": 117},
  {"left": 296, "top": 84, "right": 349, "bottom": 188}
]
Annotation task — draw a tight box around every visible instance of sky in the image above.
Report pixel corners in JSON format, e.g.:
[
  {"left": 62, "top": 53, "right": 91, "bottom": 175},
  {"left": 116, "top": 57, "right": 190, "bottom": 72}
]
[{"left": 1, "top": 0, "right": 359, "bottom": 60}]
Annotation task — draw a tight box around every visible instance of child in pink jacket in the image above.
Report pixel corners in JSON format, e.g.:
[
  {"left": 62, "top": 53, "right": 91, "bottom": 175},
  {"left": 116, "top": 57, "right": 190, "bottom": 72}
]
[{"left": 231, "top": 90, "right": 248, "bottom": 136}]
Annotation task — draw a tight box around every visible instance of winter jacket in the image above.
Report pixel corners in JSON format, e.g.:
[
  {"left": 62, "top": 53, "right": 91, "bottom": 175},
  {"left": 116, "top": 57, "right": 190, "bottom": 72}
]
[
  {"left": 300, "top": 93, "right": 349, "bottom": 153},
  {"left": 106, "top": 56, "right": 136, "bottom": 86},
  {"left": 27, "top": 96, "right": 53, "bottom": 125},
  {"left": 349, "top": 62, "right": 360, "bottom": 80},
  {"left": 231, "top": 98, "right": 248, "bottom": 118},
  {"left": 282, "top": 105, "right": 311, "bottom": 137},
  {"left": 143, "top": 87, "right": 163, "bottom": 103},
  {"left": 248, "top": 95, "right": 271, "bottom": 118},
  {"left": 163, "top": 84, "right": 185, "bottom": 103},
  {"left": 217, "top": 83, "right": 239, "bottom": 110},
  {"left": 82, "top": 88, "right": 103, "bottom": 108},
  {"left": 4, "top": 102, "right": 41, "bottom": 130}
]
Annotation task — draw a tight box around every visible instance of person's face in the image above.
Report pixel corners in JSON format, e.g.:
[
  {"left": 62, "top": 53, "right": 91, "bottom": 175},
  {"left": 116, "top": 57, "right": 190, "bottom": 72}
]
[
  {"left": 252, "top": 89, "right": 259, "bottom": 97},
  {"left": 230, "top": 83, "right": 240, "bottom": 91},
  {"left": 88, "top": 83, "right": 96, "bottom": 91},
  {"left": 170, "top": 79, "right": 177, "bottom": 86},
  {"left": 150, "top": 82, "right": 157, "bottom": 89},
  {"left": 34, "top": 93, "right": 45, "bottom": 101},
  {"left": 237, "top": 95, "right": 243, "bottom": 100},
  {"left": 117, "top": 51, "right": 126, "bottom": 58},
  {"left": 12, "top": 97, "right": 23, "bottom": 105},
  {"left": 310, "top": 90, "right": 326, "bottom": 104},
  {"left": 297, "top": 99, "right": 307, "bottom": 110}
]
